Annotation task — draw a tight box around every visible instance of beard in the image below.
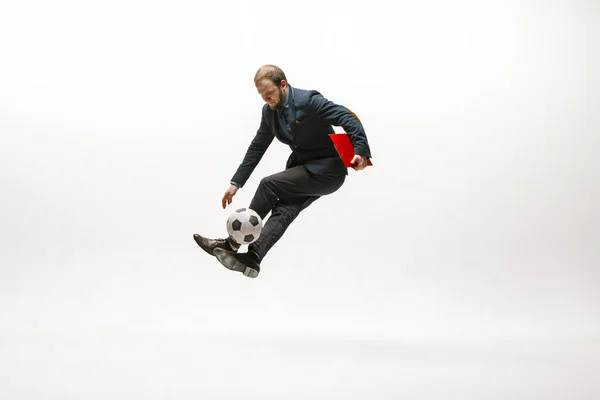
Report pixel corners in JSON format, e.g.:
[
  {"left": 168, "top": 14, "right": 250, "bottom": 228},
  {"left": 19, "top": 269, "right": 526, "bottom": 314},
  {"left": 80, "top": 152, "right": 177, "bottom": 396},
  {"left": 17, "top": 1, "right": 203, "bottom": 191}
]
[{"left": 271, "top": 87, "right": 285, "bottom": 109}]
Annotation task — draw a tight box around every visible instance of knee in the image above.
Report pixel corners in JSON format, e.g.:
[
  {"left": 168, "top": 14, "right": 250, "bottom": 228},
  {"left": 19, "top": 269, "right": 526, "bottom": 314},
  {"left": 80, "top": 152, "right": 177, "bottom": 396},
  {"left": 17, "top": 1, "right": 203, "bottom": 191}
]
[{"left": 259, "top": 175, "right": 275, "bottom": 190}]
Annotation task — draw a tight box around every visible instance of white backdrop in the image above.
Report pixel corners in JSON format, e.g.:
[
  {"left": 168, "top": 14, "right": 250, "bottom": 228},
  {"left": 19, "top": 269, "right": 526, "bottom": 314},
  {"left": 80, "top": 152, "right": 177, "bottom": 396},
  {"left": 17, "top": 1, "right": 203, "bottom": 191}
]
[{"left": 0, "top": 0, "right": 599, "bottom": 397}]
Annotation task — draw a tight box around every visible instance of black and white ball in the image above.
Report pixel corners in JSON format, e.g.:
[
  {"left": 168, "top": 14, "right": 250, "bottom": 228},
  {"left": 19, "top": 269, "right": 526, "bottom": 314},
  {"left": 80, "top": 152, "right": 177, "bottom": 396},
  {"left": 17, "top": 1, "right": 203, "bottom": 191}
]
[{"left": 226, "top": 208, "right": 263, "bottom": 245}]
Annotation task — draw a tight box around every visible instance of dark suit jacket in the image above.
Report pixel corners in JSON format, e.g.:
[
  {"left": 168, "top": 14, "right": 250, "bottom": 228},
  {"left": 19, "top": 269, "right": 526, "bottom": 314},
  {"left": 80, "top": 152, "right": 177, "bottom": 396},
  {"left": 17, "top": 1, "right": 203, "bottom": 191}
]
[{"left": 230, "top": 85, "right": 372, "bottom": 188}]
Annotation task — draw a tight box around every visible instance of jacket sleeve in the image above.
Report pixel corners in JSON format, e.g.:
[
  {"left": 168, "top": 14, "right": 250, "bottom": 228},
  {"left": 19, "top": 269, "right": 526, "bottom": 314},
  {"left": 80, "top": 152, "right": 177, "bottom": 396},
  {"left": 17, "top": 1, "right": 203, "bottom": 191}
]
[
  {"left": 308, "top": 91, "right": 372, "bottom": 159},
  {"left": 230, "top": 107, "right": 275, "bottom": 188}
]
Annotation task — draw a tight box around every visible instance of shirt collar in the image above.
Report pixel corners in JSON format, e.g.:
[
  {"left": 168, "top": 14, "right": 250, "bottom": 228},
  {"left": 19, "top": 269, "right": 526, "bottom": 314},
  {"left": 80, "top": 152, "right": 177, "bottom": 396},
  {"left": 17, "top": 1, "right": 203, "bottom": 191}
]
[{"left": 279, "top": 86, "right": 292, "bottom": 110}]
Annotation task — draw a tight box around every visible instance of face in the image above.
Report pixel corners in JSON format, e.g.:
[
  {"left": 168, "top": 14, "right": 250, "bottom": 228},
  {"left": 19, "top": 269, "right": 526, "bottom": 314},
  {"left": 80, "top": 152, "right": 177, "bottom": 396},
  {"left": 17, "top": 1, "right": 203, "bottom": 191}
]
[{"left": 256, "top": 78, "right": 287, "bottom": 110}]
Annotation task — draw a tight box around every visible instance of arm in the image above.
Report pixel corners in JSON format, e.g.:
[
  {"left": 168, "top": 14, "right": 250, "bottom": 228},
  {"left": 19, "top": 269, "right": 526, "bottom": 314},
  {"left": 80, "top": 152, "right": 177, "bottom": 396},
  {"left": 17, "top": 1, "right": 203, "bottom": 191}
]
[
  {"left": 230, "top": 107, "right": 275, "bottom": 188},
  {"left": 308, "top": 91, "right": 372, "bottom": 159}
]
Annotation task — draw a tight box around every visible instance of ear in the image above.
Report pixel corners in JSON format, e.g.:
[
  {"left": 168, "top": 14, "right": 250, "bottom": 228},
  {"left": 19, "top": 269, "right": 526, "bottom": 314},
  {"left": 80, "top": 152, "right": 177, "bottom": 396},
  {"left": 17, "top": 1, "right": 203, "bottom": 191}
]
[{"left": 280, "top": 79, "right": 288, "bottom": 89}]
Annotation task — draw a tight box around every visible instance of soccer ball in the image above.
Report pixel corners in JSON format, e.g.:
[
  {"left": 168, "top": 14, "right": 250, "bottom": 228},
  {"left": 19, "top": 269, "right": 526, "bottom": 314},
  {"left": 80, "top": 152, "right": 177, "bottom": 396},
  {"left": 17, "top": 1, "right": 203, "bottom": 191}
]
[{"left": 226, "top": 208, "right": 263, "bottom": 245}]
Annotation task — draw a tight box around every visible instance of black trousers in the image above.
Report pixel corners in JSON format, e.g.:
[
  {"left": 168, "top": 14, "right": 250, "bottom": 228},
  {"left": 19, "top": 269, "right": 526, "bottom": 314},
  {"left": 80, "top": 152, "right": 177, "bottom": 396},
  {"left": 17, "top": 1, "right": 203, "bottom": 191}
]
[{"left": 247, "top": 166, "right": 346, "bottom": 260}]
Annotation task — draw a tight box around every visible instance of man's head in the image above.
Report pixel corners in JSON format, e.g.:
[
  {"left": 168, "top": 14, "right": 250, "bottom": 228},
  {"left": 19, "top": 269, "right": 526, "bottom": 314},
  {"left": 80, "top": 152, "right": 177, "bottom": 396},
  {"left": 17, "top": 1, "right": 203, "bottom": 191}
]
[{"left": 254, "top": 64, "right": 288, "bottom": 110}]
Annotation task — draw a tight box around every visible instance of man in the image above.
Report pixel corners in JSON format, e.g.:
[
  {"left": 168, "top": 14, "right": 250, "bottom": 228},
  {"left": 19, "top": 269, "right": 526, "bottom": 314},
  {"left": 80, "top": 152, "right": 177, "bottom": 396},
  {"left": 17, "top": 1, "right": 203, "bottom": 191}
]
[{"left": 193, "top": 64, "right": 372, "bottom": 278}]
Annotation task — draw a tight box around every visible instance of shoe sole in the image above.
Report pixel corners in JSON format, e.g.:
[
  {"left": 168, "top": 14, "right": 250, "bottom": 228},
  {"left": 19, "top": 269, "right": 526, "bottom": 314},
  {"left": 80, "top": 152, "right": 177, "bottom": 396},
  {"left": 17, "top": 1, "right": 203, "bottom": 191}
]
[{"left": 213, "top": 248, "right": 259, "bottom": 278}]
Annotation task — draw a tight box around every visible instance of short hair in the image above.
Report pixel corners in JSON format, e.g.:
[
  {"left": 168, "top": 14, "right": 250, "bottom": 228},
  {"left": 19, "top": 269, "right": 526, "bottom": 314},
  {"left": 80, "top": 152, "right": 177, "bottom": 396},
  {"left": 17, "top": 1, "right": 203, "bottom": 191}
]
[{"left": 254, "top": 64, "right": 287, "bottom": 87}]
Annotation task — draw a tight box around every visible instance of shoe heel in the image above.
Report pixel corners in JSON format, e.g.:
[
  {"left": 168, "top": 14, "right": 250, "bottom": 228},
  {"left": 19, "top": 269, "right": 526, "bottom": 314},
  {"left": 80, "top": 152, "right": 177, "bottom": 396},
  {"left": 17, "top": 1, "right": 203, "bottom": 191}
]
[{"left": 243, "top": 267, "right": 259, "bottom": 278}]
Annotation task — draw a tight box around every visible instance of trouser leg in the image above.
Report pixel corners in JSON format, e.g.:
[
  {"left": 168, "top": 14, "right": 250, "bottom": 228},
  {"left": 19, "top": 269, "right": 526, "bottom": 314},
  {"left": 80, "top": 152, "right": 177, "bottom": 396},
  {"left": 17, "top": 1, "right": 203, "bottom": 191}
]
[
  {"left": 248, "top": 166, "right": 345, "bottom": 220},
  {"left": 247, "top": 166, "right": 346, "bottom": 260},
  {"left": 249, "top": 196, "right": 318, "bottom": 260}
]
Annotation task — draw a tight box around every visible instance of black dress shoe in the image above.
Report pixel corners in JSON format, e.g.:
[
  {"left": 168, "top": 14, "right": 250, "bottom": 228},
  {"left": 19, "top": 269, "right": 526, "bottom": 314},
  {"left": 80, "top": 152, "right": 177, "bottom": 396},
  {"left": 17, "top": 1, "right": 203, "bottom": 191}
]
[
  {"left": 213, "top": 248, "right": 261, "bottom": 278},
  {"left": 193, "top": 234, "right": 237, "bottom": 256}
]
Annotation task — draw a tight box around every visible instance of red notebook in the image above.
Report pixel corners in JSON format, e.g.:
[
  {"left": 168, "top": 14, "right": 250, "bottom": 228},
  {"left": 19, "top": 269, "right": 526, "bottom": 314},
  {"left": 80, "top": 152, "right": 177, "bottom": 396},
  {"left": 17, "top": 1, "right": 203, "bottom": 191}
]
[{"left": 329, "top": 133, "right": 373, "bottom": 168}]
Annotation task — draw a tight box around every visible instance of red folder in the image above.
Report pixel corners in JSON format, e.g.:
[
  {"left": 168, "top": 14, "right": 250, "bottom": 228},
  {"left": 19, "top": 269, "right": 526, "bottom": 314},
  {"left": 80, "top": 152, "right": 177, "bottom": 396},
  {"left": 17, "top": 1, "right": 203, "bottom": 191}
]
[{"left": 329, "top": 133, "right": 373, "bottom": 168}]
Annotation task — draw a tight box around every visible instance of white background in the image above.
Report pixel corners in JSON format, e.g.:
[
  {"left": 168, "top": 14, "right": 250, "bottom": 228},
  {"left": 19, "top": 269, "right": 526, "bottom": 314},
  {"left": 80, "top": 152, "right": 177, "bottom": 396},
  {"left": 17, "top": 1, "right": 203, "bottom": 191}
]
[{"left": 1, "top": 0, "right": 598, "bottom": 398}]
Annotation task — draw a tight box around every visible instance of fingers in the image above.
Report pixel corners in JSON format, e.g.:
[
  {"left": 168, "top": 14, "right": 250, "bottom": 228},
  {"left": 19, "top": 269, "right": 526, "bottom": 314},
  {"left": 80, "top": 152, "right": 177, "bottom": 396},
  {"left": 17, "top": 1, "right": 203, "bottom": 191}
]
[
  {"left": 350, "top": 155, "right": 360, "bottom": 170},
  {"left": 351, "top": 156, "right": 368, "bottom": 171},
  {"left": 222, "top": 189, "right": 235, "bottom": 209},
  {"left": 360, "top": 157, "right": 369, "bottom": 170},
  {"left": 222, "top": 193, "right": 230, "bottom": 209}
]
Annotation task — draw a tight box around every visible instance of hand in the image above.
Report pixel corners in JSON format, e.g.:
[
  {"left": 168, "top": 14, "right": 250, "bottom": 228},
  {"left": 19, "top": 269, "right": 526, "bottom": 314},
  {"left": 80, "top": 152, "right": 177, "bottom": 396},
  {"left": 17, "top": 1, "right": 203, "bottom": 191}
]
[
  {"left": 350, "top": 154, "right": 369, "bottom": 171},
  {"left": 222, "top": 184, "right": 239, "bottom": 209}
]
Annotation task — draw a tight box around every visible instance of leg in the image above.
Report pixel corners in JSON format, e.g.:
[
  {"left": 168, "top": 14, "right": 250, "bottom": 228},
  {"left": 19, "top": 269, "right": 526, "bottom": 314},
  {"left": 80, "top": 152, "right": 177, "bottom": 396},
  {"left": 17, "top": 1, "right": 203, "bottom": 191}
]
[
  {"left": 193, "top": 167, "right": 341, "bottom": 257},
  {"left": 248, "top": 166, "right": 345, "bottom": 220},
  {"left": 249, "top": 195, "right": 319, "bottom": 260},
  {"left": 212, "top": 168, "right": 346, "bottom": 278}
]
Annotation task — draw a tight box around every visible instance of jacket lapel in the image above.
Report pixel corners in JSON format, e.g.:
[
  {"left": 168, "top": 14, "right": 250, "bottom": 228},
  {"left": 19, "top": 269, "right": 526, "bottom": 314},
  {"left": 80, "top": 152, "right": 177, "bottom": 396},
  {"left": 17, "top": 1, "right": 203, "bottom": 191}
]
[{"left": 289, "top": 87, "right": 298, "bottom": 143}]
